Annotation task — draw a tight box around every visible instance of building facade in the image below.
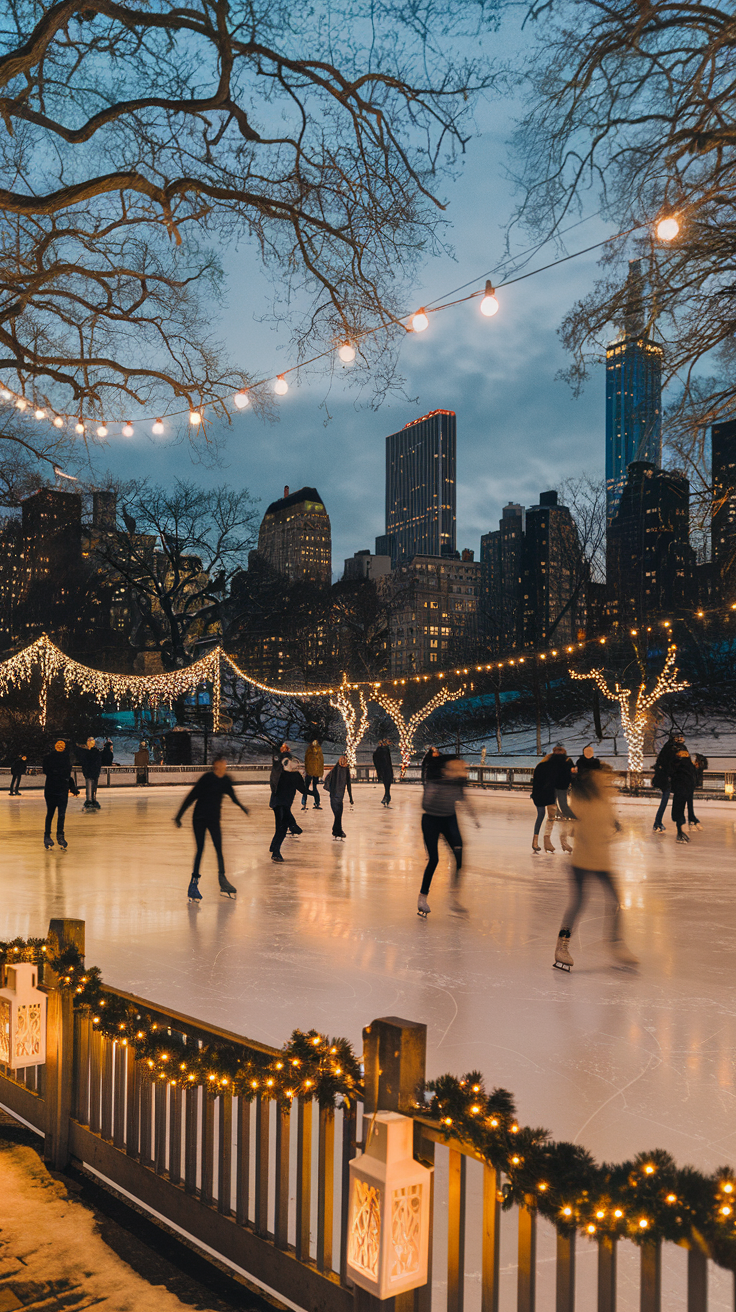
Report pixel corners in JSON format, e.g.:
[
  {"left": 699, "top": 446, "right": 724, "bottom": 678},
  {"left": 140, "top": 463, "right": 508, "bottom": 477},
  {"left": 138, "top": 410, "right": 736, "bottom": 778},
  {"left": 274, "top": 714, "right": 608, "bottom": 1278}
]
[
  {"left": 480, "top": 503, "right": 525, "bottom": 653},
  {"left": 522, "top": 492, "right": 588, "bottom": 647},
  {"left": 256, "top": 485, "right": 331, "bottom": 585},
  {"left": 343, "top": 550, "right": 392, "bottom": 582},
  {"left": 712, "top": 419, "right": 736, "bottom": 599},
  {"left": 605, "top": 261, "right": 663, "bottom": 521},
  {"left": 379, "top": 410, "right": 456, "bottom": 567},
  {"left": 382, "top": 553, "right": 480, "bottom": 676},
  {"left": 606, "top": 461, "right": 694, "bottom": 625}
]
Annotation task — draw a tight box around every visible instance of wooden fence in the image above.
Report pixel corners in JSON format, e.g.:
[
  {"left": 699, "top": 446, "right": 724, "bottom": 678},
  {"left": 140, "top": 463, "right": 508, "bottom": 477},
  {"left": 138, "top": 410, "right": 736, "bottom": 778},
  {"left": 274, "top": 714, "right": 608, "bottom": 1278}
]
[{"left": 0, "top": 918, "right": 732, "bottom": 1312}]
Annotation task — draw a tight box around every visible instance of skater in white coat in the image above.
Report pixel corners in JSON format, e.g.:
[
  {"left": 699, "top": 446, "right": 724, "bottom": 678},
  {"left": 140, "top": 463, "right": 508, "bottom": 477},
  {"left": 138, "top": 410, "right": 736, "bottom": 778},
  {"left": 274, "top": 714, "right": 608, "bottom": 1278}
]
[
  {"left": 417, "top": 756, "right": 479, "bottom": 918},
  {"left": 553, "top": 766, "right": 637, "bottom": 970}
]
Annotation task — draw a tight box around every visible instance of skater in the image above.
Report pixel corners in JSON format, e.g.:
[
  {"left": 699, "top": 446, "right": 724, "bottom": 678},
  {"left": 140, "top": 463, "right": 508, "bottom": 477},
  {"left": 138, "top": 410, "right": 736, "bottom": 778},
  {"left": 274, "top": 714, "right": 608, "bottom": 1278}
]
[
  {"left": 530, "top": 752, "right": 558, "bottom": 854},
  {"left": 576, "top": 744, "right": 601, "bottom": 774},
  {"left": 550, "top": 743, "right": 576, "bottom": 852},
  {"left": 9, "top": 752, "right": 27, "bottom": 794},
  {"left": 134, "top": 740, "right": 150, "bottom": 785},
  {"left": 270, "top": 757, "right": 307, "bottom": 862},
  {"left": 302, "top": 739, "right": 324, "bottom": 810},
  {"left": 174, "top": 755, "right": 249, "bottom": 900},
  {"left": 553, "top": 767, "right": 637, "bottom": 971},
  {"left": 100, "top": 739, "right": 114, "bottom": 768},
  {"left": 417, "top": 756, "right": 479, "bottom": 918},
  {"left": 77, "top": 736, "right": 102, "bottom": 809},
  {"left": 651, "top": 732, "right": 684, "bottom": 831},
  {"left": 42, "top": 740, "right": 79, "bottom": 849},
  {"left": 323, "top": 755, "right": 353, "bottom": 838},
  {"left": 271, "top": 744, "right": 302, "bottom": 835},
  {"left": 671, "top": 747, "right": 698, "bottom": 841},
  {"left": 373, "top": 739, "right": 394, "bottom": 805},
  {"left": 421, "top": 746, "right": 440, "bottom": 783}
]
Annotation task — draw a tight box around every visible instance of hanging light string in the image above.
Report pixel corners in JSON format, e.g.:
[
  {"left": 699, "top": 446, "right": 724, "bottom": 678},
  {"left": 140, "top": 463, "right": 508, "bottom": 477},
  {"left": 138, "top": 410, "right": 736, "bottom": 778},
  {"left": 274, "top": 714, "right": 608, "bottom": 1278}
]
[{"left": 0, "top": 214, "right": 678, "bottom": 438}]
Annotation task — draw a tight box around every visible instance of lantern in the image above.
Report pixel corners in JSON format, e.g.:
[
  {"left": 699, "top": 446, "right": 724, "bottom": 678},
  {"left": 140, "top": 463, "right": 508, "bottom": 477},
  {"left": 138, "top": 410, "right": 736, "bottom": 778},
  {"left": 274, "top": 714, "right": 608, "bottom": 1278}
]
[
  {"left": 347, "top": 1111, "right": 433, "bottom": 1299},
  {"left": 0, "top": 962, "right": 46, "bottom": 1069}
]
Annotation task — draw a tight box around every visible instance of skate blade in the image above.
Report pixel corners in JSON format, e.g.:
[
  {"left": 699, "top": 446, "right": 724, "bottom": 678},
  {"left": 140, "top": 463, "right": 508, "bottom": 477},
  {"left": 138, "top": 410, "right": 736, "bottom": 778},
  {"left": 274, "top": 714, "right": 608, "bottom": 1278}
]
[
  {"left": 552, "top": 961, "right": 572, "bottom": 972},
  {"left": 219, "top": 890, "right": 237, "bottom": 898}
]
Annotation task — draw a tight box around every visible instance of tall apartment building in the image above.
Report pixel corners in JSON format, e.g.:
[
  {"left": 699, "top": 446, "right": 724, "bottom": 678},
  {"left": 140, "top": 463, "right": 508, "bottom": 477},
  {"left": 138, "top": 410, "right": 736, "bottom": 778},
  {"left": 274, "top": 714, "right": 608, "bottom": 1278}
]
[
  {"left": 22, "top": 487, "right": 82, "bottom": 585},
  {"left": 480, "top": 503, "right": 525, "bottom": 653},
  {"left": 382, "top": 553, "right": 480, "bottom": 676},
  {"left": 712, "top": 419, "right": 736, "bottom": 598},
  {"left": 256, "top": 485, "right": 331, "bottom": 585},
  {"left": 606, "top": 260, "right": 663, "bottom": 521},
  {"left": 522, "top": 492, "right": 588, "bottom": 647},
  {"left": 606, "top": 461, "right": 694, "bottom": 624},
  {"left": 378, "top": 410, "right": 456, "bottom": 566},
  {"left": 0, "top": 517, "right": 23, "bottom": 647}
]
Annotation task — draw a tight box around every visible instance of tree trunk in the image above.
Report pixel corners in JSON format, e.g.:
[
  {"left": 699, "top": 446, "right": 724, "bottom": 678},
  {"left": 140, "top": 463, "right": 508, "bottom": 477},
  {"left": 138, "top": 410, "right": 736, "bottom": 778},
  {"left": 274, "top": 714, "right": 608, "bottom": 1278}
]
[{"left": 494, "top": 688, "right": 503, "bottom": 754}]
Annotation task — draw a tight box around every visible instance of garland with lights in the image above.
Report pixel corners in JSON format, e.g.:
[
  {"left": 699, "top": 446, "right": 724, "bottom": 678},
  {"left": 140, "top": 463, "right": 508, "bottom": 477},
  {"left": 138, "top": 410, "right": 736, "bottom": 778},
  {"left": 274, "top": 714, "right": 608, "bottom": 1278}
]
[
  {"left": 570, "top": 644, "right": 689, "bottom": 773},
  {"left": 375, "top": 685, "right": 466, "bottom": 776},
  {"left": 3, "top": 934, "right": 736, "bottom": 1264}
]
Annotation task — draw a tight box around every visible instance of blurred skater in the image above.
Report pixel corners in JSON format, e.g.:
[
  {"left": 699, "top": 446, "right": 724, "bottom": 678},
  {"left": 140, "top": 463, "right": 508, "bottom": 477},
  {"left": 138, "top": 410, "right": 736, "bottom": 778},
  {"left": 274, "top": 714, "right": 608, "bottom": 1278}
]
[
  {"left": 302, "top": 739, "right": 324, "bottom": 810},
  {"left": 671, "top": 748, "right": 699, "bottom": 842},
  {"left": 553, "top": 767, "right": 637, "bottom": 971},
  {"left": 42, "top": 740, "right": 79, "bottom": 850},
  {"left": 530, "top": 753, "right": 558, "bottom": 854},
  {"left": 417, "top": 756, "right": 479, "bottom": 918},
  {"left": 576, "top": 744, "right": 601, "bottom": 774},
  {"left": 421, "top": 746, "right": 440, "bottom": 783},
  {"left": 9, "top": 752, "right": 27, "bottom": 795},
  {"left": 174, "top": 755, "right": 249, "bottom": 900},
  {"left": 270, "top": 757, "right": 306, "bottom": 862},
  {"left": 373, "top": 740, "right": 394, "bottom": 805},
  {"left": 323, "top": 756, "right": 353, "bottom": 838}
]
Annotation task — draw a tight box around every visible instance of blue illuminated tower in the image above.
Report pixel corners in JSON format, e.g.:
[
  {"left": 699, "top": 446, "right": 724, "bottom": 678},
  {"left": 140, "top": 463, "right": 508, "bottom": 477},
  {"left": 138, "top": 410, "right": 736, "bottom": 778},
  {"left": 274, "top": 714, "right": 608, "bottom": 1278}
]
[{"left": 605, "top": 260, "right": 663, "bottom": 521}]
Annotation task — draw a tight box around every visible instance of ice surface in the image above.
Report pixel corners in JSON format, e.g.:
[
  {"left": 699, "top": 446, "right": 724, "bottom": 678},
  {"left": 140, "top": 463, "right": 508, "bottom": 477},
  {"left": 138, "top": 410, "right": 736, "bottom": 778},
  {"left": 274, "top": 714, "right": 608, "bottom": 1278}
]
[{"left": 4, "top": 781, "right": 736, "bottom": 1174}]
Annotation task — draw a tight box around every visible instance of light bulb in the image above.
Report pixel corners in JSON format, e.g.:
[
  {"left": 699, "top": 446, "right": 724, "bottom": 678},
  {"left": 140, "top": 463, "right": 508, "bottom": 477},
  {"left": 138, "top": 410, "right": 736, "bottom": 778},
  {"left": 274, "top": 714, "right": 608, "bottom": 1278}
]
[
  {"left": 75, "top": 421, "right": 85, "bottom": 434},
  {"left": 411, "top": 308, "right": 429, "bottom": 332},
  {"left": 274, "top": 375, "right": 289, "bottom": 395},
  {"left": 189, "top": 409, "right": 201, "bottom": 425},
  {"left": 656, "top": 216, "right": 679, "bottom": 241},
  {"left": 152, "top": 419, "right": 164, "bottom": 435},
  {"left": 15, "top": 398, "right": 27, "bottom": 411},
  {"left": 53, "top": 416, "right": 64, "bottom": 428},
  {"left": 97, "top": 424, "right": 108, "bottom": 438},
  {"left": 122, "top": 422, "right": 134, "bottom": 437},
  {"left": 233, "top": 390, "right": 249, "bottom": 409},
  {"left": 35, "top": 408, "right": 46, "bottom": 420},
  {"left": 0, "top": 389, "right": 11, "bottom": 400},
  {"left": 338, "top": 342, "right": 356, "bottom": 362},
  {"left": 480, "top": 280, "right": 499, "bottom": 317}
]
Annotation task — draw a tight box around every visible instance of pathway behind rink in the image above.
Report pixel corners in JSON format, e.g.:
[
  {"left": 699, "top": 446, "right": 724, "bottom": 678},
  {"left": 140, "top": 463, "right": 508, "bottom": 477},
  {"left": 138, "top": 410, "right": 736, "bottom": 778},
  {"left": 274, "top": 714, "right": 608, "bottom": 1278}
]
[{"left": 4, "top": 781, "right": 736, "bottom": 1176}]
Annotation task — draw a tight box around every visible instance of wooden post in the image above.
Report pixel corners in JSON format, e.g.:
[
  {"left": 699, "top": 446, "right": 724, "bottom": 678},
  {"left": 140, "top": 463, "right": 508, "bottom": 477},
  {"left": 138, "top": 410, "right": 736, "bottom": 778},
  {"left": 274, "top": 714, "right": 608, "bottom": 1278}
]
[
  {"left": 481, "top": 1164, "right": 501, "bottom": 1312},
  {"left": 362, "top": 1016, "right": 427, "bottom": 1115},
  {"left": 44, "top": 918, "right": 85, "bottom": 1170},
  {"left": 687, "top": 1247, "right": 707, "bottom": 1312},
  {"left": 556, "top": 1231, "right": 575, "bottom": 1312},
  {"left": 640, "top": 1240, "right": 661, "bottom": 1312},
  {"left": 518, "top": 1202, "right": 537, "bottom": 1312},
  {"left": 597, "top": 1236, "right": 616, "bottom": 1312}
]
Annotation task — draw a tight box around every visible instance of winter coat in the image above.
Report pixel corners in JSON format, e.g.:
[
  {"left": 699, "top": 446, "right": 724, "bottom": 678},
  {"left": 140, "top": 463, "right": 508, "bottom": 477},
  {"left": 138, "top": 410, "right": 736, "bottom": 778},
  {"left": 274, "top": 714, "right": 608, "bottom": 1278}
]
[
  {"left": 422, "top": 777, "right": 472, "bottom": 817},
  {"left": 175, "top": 770, "right": 243, "bottom": 822},
  {"left": 100, "top": 743, "right": 114, "bottom": 767},
  {"left": 570, "top": 775, "right": 617, "bottom": 871},
  {"left": 652, "top": 739, "right": 679, "bottom": 792},
  {"left": 549, "top": 753, "right": 575, "bottom": 791},
  {"left": 373, "top": 744, "right": 393, "bottom": 784},
  {"left": 270, "top": 766, "right": 306, "bottom": 810},
  {"left": 78, "top": 746, "right": 102, "bottom": 779},
  {"left": 531, "top": 757, "right": 556, "bottom": 807},
  {"left": 324, "top": 763, "right": 353, "bottom": 803},
  {"left": 10, "top": 757, "right": 26, "bottom": 777},
  {"left": 693, "top": 754, "right": 708, "bottom": 788},
  {"left": 670, "top": 753, "right": 696, "bottom": 797},
  {"left": 421, "top": 750, "right": 441, "bottom": 783},
  {"left": 576, "top": 753, "right": 601, "bottom": 774},
  {"left": 305, "top": 743, "right": 324, "bottom": 778},
  {"left": 42, "top": 751, "right": 79, "bottom": 798},
  {"left": 134, "top": 747, "right": 150, "bottom": 768}
]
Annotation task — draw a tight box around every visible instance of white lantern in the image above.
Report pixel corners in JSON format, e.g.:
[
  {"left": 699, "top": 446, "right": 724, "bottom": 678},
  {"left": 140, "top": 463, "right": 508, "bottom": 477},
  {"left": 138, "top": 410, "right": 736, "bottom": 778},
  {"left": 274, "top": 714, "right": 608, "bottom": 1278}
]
[
  {"left": 0, "top": 962, "right": 46, "bottom": 1069},
  {"left": 347, "top": 1111, "right": 432, "bottom": 1299}
]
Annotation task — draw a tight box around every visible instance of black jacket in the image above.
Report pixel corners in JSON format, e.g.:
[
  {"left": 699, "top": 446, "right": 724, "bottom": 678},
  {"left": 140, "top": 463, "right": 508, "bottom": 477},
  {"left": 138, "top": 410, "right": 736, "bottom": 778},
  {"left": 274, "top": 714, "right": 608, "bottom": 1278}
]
[
  {"left": 10, "top": 757, "right": 26, "bottom": 777},
  {"left": 670, "top": 754, "right": 696, "bottom": 796},
  {"left": 78, "top": 746, "right": 102, "bottom": 779},
  {"left": 549, "top": 753, "right": 575, "bottom": 790},
  {"left": 43, "top": 751, "right": 79, "bottom": 797},
  {"left": 421, "top": 751, "right": 441, "bottom": 783},
  {"left": 373, "top": 744, "right": 393, "bottom": 783},
  {"left": 100, "top": 744, "right": 114, "bottom": 767},
  {"left": 576, "top": 754, "right": 601, "bottom": 774},
  {"left": 652, "top": 739, "right": 680, "bottom": 791},
  {"left": 324, "top": 763, "right": 353, "bottom": 803},
  {"left": 270, "top": 769, "right": 307, "bottom": 810},
  {"left": 176, "top": 770, "right": 244, "bottom": 822},
  {"left": 531, "top": 757, "right": 556, "bottom": 807}
]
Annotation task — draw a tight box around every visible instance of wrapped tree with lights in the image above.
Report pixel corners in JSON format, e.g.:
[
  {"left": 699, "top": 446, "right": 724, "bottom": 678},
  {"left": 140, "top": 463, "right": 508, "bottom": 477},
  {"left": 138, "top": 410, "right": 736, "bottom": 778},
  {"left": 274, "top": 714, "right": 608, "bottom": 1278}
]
[
  {"left": 375, "top": 684, "right": 465, "bottom": 776},
  {"left": 329, "top": 678, "right": 370, "bottom": 771},
  {"left": 570, "top": 644, "right": 688, "bottom": 773}
]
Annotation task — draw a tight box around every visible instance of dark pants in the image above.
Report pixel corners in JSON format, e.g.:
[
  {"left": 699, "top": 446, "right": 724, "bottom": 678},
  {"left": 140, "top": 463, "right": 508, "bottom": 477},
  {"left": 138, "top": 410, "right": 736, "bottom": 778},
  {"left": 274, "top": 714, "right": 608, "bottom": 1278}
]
[
  {"left": 654, "top": 789, "right": 670, "bottom": 826},
  {"left": 9, "top": 773, "right": 22, "bottom": 794},
  {"left": 672, "top": 789, "right": 696, "bottom": 830},
  {"left": 302, "top": 776, "right": 321, "bottom": 808},
  {"left": 555, "top": 789, "right": 576, "bottom": 820},
  {"left": 287, "top": 807, "right": 300, "bottom": 833},
  {"left": 270, "top": 806, "right": 290, "bottom": 857},
  {"left": 421, "top": 813, "right": 463, "bottom": 894},
  {"left": 192, "top": 816, "right": 224, "bottom": 876},
  {"left": 330, "top": 798, "right": 345, "bottom": 836},
  {"left": 561, "top": 866, "right": 621, "bottom": 941},
  {"left": 45, "top": 796, "right": 68, "bottom": 837},
  {"left": 533, "top": 804, "right": 547, "bottom": 835},
  {"left": 380, "top": 777, "right": 391, "bottom": 803},
  {"left": 85, "top": 776, "right": 99, "bottom": 804}
]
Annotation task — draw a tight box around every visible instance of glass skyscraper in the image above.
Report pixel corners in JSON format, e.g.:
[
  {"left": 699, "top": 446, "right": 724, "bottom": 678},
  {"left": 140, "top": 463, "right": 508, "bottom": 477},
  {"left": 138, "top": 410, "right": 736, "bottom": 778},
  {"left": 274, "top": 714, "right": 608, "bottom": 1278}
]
[
  {"left": 605, "top": 260, "right": 663, "bottom": 522},
  {"left": 378, "top": 409, "right": 456, "bottom": 566}
]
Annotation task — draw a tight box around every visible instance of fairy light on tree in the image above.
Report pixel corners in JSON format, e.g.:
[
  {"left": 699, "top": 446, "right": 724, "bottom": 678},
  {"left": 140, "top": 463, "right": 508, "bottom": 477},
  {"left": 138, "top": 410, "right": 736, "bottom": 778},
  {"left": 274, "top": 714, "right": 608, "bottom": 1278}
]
[
  {"left": 375, "top": 685, "right": 465, "bottom": 775},
  {"left": 330, "top": 676, "right": 370, "bottom": 770},
  {"left": 570, "top": 643, "right": 688, "bottom": 772}
]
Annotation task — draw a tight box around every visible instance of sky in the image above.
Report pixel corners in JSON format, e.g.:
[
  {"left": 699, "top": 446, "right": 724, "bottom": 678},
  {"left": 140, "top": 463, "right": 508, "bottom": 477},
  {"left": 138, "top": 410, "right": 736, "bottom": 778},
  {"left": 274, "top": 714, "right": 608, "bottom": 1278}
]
[{"left": 90, "top": 19, "right": 611, "bottom": 577}]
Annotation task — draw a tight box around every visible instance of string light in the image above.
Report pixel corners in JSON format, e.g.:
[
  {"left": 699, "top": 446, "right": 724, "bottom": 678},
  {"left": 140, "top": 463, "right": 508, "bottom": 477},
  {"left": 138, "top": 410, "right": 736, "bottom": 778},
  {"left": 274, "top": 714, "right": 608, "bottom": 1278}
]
[
  {"left": 53, "top": 416, "right": 64, "bottom": 428},
  {"left": 570, "top": 643, "right": 688, "bottom": 772},
  {"left": 35, "top": 408, "right": 46, "bottom": 420},
  {"left": 0, "top": 389, "right": 10, "bottom": 400},
  {"left": 152, "top": 419, "right": 164, "bottom": 434},
  {"left": 15, "top": 398, "right": 26, "bottom": 411},
  {"left": 122, "top": 422, "right": 134, "bottom": 437},
  {"left": 656, "top": 216, "right": 680, "bottom": 241},
  {"left": 480, "top": 281, "right": 499, "bottom": 317},
  {"left": 189, "top": 410, "right": 201, "bottom": 425},
  {"left": 233, "top": 390, "right": 249, "bottom": 409},
  {"left": 411, "top": 308, "right": 429, "bottom": 332},
  {"left": 338, "top": 342, "right": 356, "bottom": 362},
  {"left": 97, "top": 424, "right": 108, "bottom": 438},
  {"left": 274, "top": 375, "right": 289, "bottom": 395},
  {"left": 75, "top": 421, "right": 84, "bottom": 434}
]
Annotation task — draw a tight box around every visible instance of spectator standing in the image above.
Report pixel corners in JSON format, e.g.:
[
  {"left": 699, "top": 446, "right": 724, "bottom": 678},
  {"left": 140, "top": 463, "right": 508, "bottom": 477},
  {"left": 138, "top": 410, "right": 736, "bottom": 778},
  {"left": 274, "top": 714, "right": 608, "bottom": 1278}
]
[
  {"left": 9, "top": 753, "right": 27, "bottom": 795},
  {"left": 134, "top": 741, "right": 150, "bottom": 785},
  {"left": 100, "top": 739, "right": 114, "bottom": 767}
]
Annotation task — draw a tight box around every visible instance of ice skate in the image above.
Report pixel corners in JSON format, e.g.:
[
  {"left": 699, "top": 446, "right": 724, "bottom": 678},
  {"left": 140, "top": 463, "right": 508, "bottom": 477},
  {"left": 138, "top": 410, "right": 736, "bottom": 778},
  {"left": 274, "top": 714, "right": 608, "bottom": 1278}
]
[
  {"left": 543, "top": 835, "right": 556, "bottom": 853},
  {"left": 560, "top": 837, "right": 573, "bottom": 854},
  {"left": 532, "top": 835, "right": 541, "bottom": 854},
  {"left": 44, "top": 835, "right": 54, "bottom": 850},
  {"left": 187, "top": 875, "right": 202, "bottom": 902},
  {"left": 271, "top": 852, "right": 284, "bottom": 863},
  {"left": 610, "top": 939, "right": 639, "bottom": 969},
  {"left": 689, "top": 820, "right": 702, "bottom": 830},
  {"left": 676, "top": 830, "right": 690, "bottom": 843},
  {"left": 218, "top": 872, "right": 237, "bottom": 898},
  {"left": 553, "top": 931, "right": 573, "bottom": 971},
  {"left": 57, "top": 834, "right": 68, "bottom": 850},
  {"left": 417, "top": 893, "right": 431, "bottom": 919},
  {"left": 652, "top": 823, "right": 665, "bottom": 833}
]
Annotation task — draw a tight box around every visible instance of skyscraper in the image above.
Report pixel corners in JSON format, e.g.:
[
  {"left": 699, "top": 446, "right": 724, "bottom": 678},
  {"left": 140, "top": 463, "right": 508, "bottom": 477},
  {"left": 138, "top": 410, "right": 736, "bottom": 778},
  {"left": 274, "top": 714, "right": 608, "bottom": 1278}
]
[
  {"left": 605, "top": 260, "right": 663, "bottom": 521},
  {"left": 522, "top": 491, "right": 587, "bottom": 647},
  {"left": 711, "top": 419, "right": 736, "bottom": 598},
  {"left": 256, "top": 485, "right": 331, "bottom": 585},
  {"left": 379, "top": 409, "right": 456, "bottom": 566},
  {"left": 606, "top": 461, "right": 693, "bottom": 624},
  {"left": 480, "top": 503, "right": 525, "bottom": 652}
]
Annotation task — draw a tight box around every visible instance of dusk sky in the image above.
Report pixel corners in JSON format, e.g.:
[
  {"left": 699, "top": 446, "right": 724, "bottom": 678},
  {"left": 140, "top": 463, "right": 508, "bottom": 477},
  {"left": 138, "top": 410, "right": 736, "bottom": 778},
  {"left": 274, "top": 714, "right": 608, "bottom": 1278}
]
[{"left": 91, "top": 19, "right": 612, "bottom": 576}]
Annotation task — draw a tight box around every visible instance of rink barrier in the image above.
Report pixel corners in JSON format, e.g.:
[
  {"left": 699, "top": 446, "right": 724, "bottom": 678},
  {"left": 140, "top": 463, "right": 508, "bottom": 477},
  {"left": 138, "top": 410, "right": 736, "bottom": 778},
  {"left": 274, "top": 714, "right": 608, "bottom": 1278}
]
[{"left": 0, "top": 918, "right": 730, "bottom": 1312}]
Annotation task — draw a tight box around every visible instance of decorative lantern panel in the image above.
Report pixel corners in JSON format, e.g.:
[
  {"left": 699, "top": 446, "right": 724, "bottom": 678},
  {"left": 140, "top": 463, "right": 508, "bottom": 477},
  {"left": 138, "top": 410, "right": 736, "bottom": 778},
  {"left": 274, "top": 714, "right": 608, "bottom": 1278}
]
[
  {"left": 347, "top": 1111, "right": 433, "bottom": 1299},
  {"left": 0, "top": 963, "right": 46, "bottom": 1069}
]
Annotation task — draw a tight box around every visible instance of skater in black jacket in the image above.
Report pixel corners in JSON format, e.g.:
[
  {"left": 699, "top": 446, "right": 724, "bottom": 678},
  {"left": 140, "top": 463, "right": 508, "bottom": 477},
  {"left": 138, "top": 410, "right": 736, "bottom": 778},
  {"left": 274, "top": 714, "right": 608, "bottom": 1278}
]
[
  {"left": 270, "top": 743, "right": 302, "bottom": 836},
  {"left": 575, "top": 744, "right": 601, "bottom": 775},
  {"left": 323, "top": 757, "right": 353, "bottom": 838},
  {"left": 9, "top": 753, "right": 27, "bottom": 794},
  {"left": 42, "top": 741, "right": 79, "bottom": 849},
  {"left": 670, "top": 749, "right": 698, "bottom": 842},
  {"left": 417, "top": 757, "right": 479, "bottom": 918},
  {"left": 651, "top": 733, "right": 684, "bottom": 831},
  {"left": 373, "top": 740, "right": 394, "bottom": 805},
  {"left": 175, "top": 756, "right": 249, "bottom": 900},
  {"left": 531, "top": 754, "right": 558, "bottom": 854},
  {"left": 270, "top": 758, "right": 307, "bottom": 861}
]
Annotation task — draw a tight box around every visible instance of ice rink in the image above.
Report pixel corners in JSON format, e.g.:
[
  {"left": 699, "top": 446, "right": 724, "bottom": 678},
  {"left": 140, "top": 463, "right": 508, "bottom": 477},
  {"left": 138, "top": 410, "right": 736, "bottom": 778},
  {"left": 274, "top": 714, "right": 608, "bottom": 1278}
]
[{"left": 4, "top": 779, "right": 736, "bottom": 1177}]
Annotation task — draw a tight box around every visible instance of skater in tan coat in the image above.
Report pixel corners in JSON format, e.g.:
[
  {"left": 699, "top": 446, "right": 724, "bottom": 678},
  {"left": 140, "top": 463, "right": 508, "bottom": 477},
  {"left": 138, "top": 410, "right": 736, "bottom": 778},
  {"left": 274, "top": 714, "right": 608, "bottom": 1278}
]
[{"left": 553, "top": 766, "right": 637, "bottom": 971}]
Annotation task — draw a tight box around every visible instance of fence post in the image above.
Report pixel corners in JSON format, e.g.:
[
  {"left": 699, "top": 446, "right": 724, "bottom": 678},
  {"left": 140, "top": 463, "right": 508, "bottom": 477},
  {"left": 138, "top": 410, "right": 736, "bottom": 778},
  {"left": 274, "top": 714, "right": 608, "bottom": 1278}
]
[
  {"left": 686, "top": 1246, "right": 707, "bottom": 1312},
  {"left": 556, "top": 1231, "right": 575, "bottom": 1312},
  {"left": 518, "top": 1200, "right": 537, "bottom": 1312},
  {"left": 597, "top": 1236, "right": 616, "bottom": 1312},
  {"left": 356, "top": 1018, "right": 428, "bottom": 1312},
  {"left": 44, "top": 918, "right": 85, "bottom": 1171},
  {"left": 640, "top": 1239, "right": 661, "bottom": 1312}
]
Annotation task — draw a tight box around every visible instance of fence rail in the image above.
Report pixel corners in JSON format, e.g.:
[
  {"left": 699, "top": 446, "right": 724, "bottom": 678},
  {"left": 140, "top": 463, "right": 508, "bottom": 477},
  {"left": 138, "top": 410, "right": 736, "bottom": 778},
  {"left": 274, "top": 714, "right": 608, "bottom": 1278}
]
[{"left": 0, "top": 919, "right": 733, "bottom": 1311}]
